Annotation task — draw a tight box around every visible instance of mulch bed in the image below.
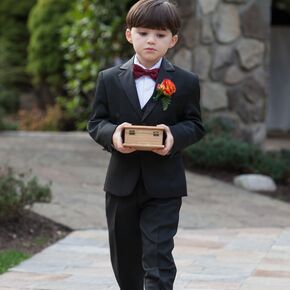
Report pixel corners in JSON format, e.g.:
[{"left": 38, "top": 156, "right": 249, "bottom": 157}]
[{"left": 0, "top": 210, "right": 71, "bottom": 255}]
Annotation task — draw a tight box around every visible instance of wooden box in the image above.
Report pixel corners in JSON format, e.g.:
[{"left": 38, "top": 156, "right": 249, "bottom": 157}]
[{"left": 123, "top": 125, "right": 165, "bottom": 151}]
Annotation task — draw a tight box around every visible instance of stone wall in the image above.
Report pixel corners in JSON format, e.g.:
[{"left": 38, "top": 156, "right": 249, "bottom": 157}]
[{"left": 170, "top": 0, "right": 271, "bottom": 145}]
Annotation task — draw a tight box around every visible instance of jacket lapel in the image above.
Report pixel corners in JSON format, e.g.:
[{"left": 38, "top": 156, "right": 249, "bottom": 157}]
[
  {"left": 141, "top": 58, "right": 175, "bottom": 122},
  {"left": 118, "top": 57, "right": 143, "bottom": 118}
]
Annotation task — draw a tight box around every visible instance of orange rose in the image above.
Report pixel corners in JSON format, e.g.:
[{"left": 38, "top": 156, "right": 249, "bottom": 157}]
[
  {"left": 154, "top": 79, "right": 176, "bottom": 111},
  {"left": 157, "top": 79, "right": 176, "bottom": 97}
]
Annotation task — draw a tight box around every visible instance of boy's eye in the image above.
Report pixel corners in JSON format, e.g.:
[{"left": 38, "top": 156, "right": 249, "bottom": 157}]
[
  {"left": 139, "top": 32, "right": 147, "bottom": 36},
  {"left": 157, "top": 34, "right": 166, "bottom": 38}
]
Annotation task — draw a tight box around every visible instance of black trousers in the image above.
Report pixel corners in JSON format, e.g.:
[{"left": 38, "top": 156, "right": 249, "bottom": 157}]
[{"left": 106, "top": 179, "right": 182, "bottom": 290}]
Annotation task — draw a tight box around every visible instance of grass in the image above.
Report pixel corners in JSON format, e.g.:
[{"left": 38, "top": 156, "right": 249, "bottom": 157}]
[{"left": 0, "top": 250, "right": 31, "bottom": 274}]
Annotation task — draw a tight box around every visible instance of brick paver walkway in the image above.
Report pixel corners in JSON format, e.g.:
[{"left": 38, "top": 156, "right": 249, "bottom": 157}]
[
  {"left": 0, "top": 132, "right": 290, "bottom": 290},
  {"left": 1, "top": 228, "right": 290, "bottom": 290}
]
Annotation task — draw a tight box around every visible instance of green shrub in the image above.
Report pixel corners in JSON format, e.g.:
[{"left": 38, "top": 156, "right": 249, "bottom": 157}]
[
  {"left": 185, "top": 134, "right": 257, "bottom": 172},
  {"left": 281, "top": 149, "right": 290, "bottom": 166},
  {"left": 0, "top": 108, "right": 18, "bottom": 131},
  {"left": 0, "top": 0, "right": 36, "bottom": 114},
  {"left": 185, "top": 134, "right": 290, "bottom": 183},
  {"left": 0, "top": 0, "right": 36, "bottom": 89},
  {"left": 0, "top": 87, "right": 20, "bottom": 114},
  {"left": 27, "top": 0, "right": 74, "bottom": 105},
  {"left": 60, "top": 0, "right": 134, "bottom": 130},
  {"left": 0, "top": 168, "right": 52, "bottom": 222},
  {"left": 253, "top": 151, "right": 289, "bottom": 182},
  {"left": 0, "top": 109, "right": 6, "bottom": 131}
]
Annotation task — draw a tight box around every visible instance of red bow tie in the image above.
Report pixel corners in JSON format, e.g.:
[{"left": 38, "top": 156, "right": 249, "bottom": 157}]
[{"left": 133, "top": 64, "right": 159, "bottom": 80}]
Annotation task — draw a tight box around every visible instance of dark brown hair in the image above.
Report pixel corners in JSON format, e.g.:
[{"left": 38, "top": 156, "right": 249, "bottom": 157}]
[{"left": 126, "top": 0, "right": 181, "bottom": 35}]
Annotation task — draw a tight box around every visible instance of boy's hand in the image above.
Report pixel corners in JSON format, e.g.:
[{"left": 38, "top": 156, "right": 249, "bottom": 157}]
[
  {"left": 152, "top": 124, "right": 174, "bottom": 156},
  {"left": 112, "top": 122, "right": 136, "bottom": 154}
]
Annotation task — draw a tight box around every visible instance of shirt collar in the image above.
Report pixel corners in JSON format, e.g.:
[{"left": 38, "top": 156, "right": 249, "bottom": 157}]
[{"left": 134, "top": 55, "right": 162, "bottom": 70}]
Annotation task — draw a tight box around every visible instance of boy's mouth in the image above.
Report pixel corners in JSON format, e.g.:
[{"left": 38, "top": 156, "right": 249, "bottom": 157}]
[{"left": 145, "top": 48, "right": 156, "bottom": 51}]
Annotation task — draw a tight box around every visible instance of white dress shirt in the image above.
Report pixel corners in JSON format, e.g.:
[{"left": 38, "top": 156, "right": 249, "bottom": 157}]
[{"left": 134, "top": 56, "right": 162, "bottom": 109}]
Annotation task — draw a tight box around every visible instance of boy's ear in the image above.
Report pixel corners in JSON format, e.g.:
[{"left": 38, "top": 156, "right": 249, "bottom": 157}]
[
  {"left": 169, "top": 34, "right": 178, "bottom": 48},
  {"left": 125, "top": 29, "right": 133, "bottom": 44}
]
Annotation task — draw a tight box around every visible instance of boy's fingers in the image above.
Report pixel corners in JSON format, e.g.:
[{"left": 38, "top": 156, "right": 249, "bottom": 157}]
[
  {"left": 119, "top": 122, "right": 132, "bottom": 131},
  {"left": 112, "top": 122, "right": 133, "bottom": 153},
  {"left": 119, "top": 146, "right": 136, "bottom": 154},
  {"left": 152, "top": 147, "right": 169, "bottom": 156},
  {"left": 152, "top": 126, "right": 173, "bottom": 155}
]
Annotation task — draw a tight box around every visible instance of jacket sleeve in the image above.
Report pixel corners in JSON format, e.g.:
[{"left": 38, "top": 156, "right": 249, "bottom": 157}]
[
  {"left": 87, "top": 71, "right": 117, "bottom": 152},
  {"left": 169, "top": 75, "right": 205, "bottom": 155}
]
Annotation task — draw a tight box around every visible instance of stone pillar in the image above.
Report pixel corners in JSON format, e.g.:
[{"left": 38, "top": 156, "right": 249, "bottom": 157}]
[{"left": 171, "top": 0, "right": 271, "bottom": 145}]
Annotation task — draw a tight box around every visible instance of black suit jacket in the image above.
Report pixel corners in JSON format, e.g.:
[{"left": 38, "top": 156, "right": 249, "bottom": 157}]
[{"left": 88, "top": 57, "right": 204, "bottom": 197}]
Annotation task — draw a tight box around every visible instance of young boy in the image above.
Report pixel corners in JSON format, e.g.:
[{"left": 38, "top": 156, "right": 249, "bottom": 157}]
[{"left": 88, "top": 0, "right": 204, "bottom": 289}]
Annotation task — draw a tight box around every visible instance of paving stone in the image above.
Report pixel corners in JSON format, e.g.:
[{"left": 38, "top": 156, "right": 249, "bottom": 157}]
[
  {"left": 1, "top": 132, "right": 289, "bottom": 230},
  {"left": 1, "top": 228, "right": 290, "bottom": 289},
  {"left": 240, "top": 276, "right": 290, "bottom": 288},
  {"left": 1, "top": 133, "right": 290, "bottom": 289}
]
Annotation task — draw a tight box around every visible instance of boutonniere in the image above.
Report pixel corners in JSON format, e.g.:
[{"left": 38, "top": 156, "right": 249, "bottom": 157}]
[{"left": 153, "top": 79, "right": 176, "bottom": 111}]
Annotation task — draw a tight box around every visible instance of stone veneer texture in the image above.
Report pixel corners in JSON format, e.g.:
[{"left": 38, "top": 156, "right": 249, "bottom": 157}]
[{"left": 169, "top": 0, "right": 271, "bottom": 145}]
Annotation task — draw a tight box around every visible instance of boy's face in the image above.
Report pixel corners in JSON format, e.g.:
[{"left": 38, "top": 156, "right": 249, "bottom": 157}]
[{"left": 126, "top": 27, "right": 178, "bottom": 68}]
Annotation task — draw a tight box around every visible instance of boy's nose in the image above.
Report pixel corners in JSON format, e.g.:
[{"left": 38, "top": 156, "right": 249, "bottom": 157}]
[{"left": 147, "top": 34, "right": 156, "bottom": 44}]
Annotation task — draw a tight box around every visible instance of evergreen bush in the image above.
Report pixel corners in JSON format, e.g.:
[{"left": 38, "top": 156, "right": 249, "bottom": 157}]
[
  {"left": 0, "top": 0, "right": 36, "bottom": 114},
  {"left": 185, "top": 116, "right": 290, "bottom": 183},
  {"left": 60, "top": 0, "right": 134, "bottom": 130},
  {"left": 27, "top": 0, "right": 74, "bottom": 106},
  {"left": 0, "top": 86, "right": 19, "bottom": 114},
  {"left": 0, "top": 108, "right": 18, "bottom": 131},
  {"left": 0, "top": 168, "right": 52, "bottom": 222},
  {"left": 185, "top": 134, "right": 290, "bottom": 183}
]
